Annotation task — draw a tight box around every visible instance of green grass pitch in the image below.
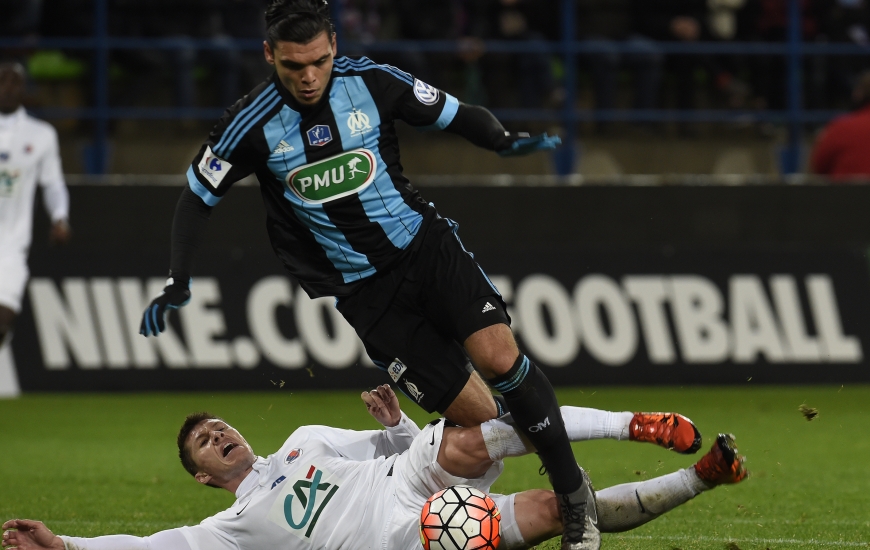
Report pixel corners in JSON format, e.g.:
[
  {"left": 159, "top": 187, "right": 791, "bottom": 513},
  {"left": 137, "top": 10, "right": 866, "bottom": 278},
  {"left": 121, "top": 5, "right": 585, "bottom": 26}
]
[{"left": 1, "top": 385, "right": 868, "bottom": 549}]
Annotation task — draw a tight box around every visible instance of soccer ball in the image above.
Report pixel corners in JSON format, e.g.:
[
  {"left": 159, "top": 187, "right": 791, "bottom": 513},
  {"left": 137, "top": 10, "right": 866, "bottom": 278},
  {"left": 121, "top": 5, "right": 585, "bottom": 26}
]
[{"left": 419, "top": 485, "right": 501, "bottom": 550}]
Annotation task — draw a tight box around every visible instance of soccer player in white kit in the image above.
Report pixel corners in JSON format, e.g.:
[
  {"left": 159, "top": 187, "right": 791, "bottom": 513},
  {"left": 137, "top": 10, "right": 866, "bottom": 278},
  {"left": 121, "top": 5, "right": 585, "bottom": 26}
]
[
  {"left": 2, "top": 386, "right": 747, "bottom": 550},
  {"left": 0, "top": 62, "right": 70, "bottom": 398}
]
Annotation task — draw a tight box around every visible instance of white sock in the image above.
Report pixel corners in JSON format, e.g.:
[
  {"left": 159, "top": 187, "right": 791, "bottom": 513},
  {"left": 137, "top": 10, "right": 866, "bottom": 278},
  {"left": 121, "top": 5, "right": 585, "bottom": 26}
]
[
  {"left": 561, "top": 407, "right": 634, "bottom": 441},
  {"left": 480, "top": 407, "right": 636, "bottom": 461},
  {"left": 480, "top": 417, "right": 533, "bottom": 461},
  {"left": 0, "top": 337, "right": 21, "bottom": 398},
  {"left": 595, "top": 468, "right": 709, "bottom": 532}
]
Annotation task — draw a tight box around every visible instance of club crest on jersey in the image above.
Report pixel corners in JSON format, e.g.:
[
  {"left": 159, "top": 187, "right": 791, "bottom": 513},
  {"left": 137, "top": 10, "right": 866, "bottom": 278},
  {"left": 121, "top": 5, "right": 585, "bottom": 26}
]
[
  {"left": 285, "top": 448, "right": 303, "bottom": 465},
  {"left": 347, "top": 108, "right": 373, "bottom": 137},
  {"left": 386, "top": 359, "right": 407, "bottom": 383},
  {"left": 413, "top": 79, "right": 440, "bottom": 105},
  {"left": 0, "top": 152, "right": 9, "bottom": 162},
  {"left": 286, "top": 148, "right": 377, "bottom": 204},
  {"left": 306, "top": 125, "right": 333, "bottom": 146},
  {"left": 197, "top": 146, "right": 232, "bottom": 189}
]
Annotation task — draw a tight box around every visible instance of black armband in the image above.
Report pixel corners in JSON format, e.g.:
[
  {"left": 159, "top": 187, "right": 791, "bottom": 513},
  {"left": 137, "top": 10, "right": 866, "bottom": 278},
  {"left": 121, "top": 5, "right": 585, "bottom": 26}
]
[
  {"left": 444, "top": 103, "right": 512, "bottom": 152},
  {"left": 169, "top": 186, "right": 212, "bottom": 279}
]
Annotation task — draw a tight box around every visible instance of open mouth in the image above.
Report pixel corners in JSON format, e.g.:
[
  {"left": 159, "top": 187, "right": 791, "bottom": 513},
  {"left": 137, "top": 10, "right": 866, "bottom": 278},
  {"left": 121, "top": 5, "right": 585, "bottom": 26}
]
[{"left": 222, "top": 442, "right": 238, "bottom": 458}]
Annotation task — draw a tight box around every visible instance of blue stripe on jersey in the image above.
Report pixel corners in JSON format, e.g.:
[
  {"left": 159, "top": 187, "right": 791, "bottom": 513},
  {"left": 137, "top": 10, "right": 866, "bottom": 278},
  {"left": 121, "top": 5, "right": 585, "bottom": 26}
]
[
  {"left": 261, "top": 105, "right": 305, "bottom": 175},
  {"left": 332, "top": 76, "right": 423, "bottom": 250},
  {"left": 213, "top": 85, "right": 279, "bottom": 157},
  {"left": 332, "top": 57, "right": 414, "bottom": 86},
  {"left": 420, "top": 93, "right": 459, "bottom": 131},
  {"left": 220, "top": 92, "right": 283, "bottom": 157},
  {"left": 257, "top": 103, "right": 374, "bottom": 283},
  {"left": 281, "top": 188, "right": 378, "bottom": 282},
  {"left": 186, "top": 165, "right": 221, "bottom": 206},
  {"left": 444, "top": 216, "right": 501, "bottom": 296}
]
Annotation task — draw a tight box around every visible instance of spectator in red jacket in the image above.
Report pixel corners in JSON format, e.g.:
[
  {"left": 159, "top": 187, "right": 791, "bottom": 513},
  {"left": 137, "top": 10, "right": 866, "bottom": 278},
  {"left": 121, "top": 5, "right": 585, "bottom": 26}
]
[{"left": 811, "top": 72, "right": 870, "bottom": 179}]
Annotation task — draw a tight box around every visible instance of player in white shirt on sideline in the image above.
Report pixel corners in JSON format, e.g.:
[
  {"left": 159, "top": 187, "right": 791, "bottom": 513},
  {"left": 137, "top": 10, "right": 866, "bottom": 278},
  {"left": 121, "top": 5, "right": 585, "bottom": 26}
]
[
  {"left": 0, "top": 62, "right": 70, "bottom": 398},
  {"left": 3, "top": 386, "right": 747, "bottom": 550}
]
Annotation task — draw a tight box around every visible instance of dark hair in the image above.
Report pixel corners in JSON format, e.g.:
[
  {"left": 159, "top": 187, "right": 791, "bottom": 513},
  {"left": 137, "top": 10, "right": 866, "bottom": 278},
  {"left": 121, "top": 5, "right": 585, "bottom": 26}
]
[
  {"left": 265, "top": 0, "right": 335, "bottom": 48},
  {"left": 177, "top": 411, "right": 224, "bottom": 477}
]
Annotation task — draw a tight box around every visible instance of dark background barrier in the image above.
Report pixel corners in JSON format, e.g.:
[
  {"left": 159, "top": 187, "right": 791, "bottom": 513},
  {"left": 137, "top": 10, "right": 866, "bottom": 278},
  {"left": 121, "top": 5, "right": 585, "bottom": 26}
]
[{"left": 14, "top": 184, "right": 870, "bottom": 391}]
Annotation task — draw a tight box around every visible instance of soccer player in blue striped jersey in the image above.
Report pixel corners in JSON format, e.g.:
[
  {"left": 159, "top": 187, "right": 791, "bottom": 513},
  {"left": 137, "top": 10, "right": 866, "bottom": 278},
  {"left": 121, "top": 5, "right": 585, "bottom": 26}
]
[{"left": 138, "top": 1, "right": 594, "bottom": 547}]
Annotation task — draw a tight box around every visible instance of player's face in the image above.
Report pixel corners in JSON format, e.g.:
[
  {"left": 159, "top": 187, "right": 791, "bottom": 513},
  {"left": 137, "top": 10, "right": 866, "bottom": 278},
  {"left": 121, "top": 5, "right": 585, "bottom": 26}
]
[
  {"left": 0, "top": 66, "right": 25, "bottom": 114},
  {"left": 186, "top": 419, "right": 256, "bottom": 485},
  {"left": 264, "top": 31, "right": 336, "bottom": 106}
]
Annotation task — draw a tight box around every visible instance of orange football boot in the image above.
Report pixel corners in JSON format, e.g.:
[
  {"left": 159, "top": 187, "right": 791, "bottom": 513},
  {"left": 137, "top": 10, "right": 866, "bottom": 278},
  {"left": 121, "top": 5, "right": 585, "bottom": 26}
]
[
  {"left": 628, "top": 412, "right": 703, "bottom": 454},
  {"left": 693, "top": 433, "right": 749, "bottom": 486}
]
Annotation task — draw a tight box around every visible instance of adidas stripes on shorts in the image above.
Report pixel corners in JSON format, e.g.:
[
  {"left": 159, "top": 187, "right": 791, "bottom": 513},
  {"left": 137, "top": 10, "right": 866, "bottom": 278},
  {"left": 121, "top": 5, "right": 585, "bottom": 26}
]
[{"left": 337, "top": 215, "right": 510, "bottom": 414}]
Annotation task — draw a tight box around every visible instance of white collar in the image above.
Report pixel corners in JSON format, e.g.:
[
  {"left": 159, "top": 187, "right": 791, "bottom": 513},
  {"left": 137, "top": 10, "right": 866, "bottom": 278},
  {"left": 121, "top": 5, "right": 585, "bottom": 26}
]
[
  {"left": 0, "top": 107, "right": 25, "bottom": 129},
  {"left": 234, "top": 456, "right": 270, "bottom": 498}
]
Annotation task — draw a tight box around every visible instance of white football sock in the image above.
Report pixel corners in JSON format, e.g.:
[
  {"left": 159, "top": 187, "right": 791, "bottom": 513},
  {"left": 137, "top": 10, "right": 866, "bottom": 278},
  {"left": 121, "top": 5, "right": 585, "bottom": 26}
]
[
  {"left": 595, "top": 468, "right": 709, "bottom": 532},
  {"left": 561, "top": 406, "right": 634, "bottom": 441},
  {"left": 480, "top": 407, "right": 635, "bottom": 461},
  {"left": 0, "top": 336, "right": 21, "bottom": 398},
  {"left": 480, "top": 417, "right": 532, "bottom": 461}
]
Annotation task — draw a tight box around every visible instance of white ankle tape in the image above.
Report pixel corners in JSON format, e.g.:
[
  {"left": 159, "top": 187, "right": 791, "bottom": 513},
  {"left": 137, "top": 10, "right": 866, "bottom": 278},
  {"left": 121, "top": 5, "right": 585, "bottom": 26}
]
[{"left": 480, "top": 418, "right": 534, "bottom": 461}]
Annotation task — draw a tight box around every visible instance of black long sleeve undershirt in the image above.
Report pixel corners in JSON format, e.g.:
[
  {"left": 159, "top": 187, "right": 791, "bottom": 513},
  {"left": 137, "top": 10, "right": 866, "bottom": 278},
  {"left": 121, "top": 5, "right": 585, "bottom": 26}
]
[
  {"left": 168, "top": 186, "right": 212, "bottom": 281},
  {"left": 444, "top": 103, "right": 512, "bottom": 152}
]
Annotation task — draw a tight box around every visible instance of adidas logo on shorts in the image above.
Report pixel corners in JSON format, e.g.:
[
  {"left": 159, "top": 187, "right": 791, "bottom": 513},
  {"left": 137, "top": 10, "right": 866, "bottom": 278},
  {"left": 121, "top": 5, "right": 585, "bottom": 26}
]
[{"left": 482, "top": 302, "right": 496, "bottom": 313}]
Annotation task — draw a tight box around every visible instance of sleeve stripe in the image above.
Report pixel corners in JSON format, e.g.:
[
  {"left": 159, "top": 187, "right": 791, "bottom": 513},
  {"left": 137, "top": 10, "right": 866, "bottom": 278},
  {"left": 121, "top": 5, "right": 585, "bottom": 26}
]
[
  {"left": 213, "top": 85, "right": 278, "bottom": 156},
  {"left": 421, "top": 94, "right": 459, "bottom": 131},
  {"left": 186, "top": 165, "right": 222, "bottom": 206}
]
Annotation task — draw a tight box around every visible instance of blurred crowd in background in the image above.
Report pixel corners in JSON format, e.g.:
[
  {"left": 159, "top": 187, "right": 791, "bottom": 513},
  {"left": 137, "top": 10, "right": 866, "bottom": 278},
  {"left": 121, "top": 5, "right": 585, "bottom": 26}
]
[{"left": 2, "top": 0, "right": 869, "bottom": 116}]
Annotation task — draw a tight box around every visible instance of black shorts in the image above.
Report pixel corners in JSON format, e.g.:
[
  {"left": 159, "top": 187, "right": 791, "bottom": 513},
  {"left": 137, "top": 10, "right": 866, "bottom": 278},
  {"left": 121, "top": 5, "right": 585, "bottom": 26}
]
[{"left": 336, "top": 214, "right": 510, "bottom": 414}]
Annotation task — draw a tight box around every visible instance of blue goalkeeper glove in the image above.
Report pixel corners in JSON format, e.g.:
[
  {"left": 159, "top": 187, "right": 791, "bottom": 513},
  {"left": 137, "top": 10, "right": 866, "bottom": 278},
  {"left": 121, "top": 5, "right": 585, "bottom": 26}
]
[
  {"left": 139, "top": 275, "right": 191, "bottom": 337},
  {"left": 497, "top": 132, "right": 562, "bottom": 157}
]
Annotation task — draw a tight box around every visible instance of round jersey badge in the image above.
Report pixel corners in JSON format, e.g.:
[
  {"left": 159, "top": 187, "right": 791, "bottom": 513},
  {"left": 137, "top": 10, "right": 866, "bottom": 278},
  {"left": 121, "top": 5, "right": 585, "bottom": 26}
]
[{"left": 413, "top": 79, "right": 440, "bottom": 105}]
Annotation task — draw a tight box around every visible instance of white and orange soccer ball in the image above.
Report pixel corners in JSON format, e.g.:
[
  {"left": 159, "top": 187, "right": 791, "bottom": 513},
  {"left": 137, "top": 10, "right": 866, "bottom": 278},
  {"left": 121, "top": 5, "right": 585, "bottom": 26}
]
[{"left": 419, "top": 485, "right": 501, "bottom": 550}]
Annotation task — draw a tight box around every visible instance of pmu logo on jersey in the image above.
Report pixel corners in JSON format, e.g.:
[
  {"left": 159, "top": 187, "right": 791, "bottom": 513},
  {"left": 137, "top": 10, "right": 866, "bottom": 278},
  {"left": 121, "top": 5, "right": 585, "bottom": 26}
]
[
  {"left": 346, "top": 108, "right": 372, "bottom": 137},
  {"left": 267, "top": 464, "right": 342, "bottom": 539},
  {"left": 284, "top": 448, "right": 303, "bottom": 465},
  {"left": 413, "top": 79, "right": 440, "bottom": 105},
  {"left": 306, "top": 125, "right": 333, "bottom": 146},
  {"left": 197, "top": 146, "right": 232, "bottom": 189},
  {"left": 286, "top": 148, "right": 377, "bottom": 204}
]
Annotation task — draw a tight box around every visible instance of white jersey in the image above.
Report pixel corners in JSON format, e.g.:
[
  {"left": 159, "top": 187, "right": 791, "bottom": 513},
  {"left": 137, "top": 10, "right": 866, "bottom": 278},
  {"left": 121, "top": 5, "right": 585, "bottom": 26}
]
[
  {"left": 59, "top": 417, "right": 514, "bottom": 550},
  {"left": 0, "top": 107, "right": 68, "bottom": 256},
  {"left": 60, "top": 414, "right": 424, "bottom": 550}
]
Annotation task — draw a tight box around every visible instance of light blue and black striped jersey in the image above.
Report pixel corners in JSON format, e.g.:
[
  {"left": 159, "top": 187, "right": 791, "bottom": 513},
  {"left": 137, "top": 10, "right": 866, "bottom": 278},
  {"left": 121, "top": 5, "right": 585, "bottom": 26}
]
[{"left": 186, "top": 56, "right": 459, "bottom": 298}]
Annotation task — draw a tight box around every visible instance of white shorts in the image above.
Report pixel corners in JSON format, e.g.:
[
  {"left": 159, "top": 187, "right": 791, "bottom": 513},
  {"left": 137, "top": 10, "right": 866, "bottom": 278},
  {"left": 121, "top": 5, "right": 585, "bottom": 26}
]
[
  {"left": 386, "top": 420, "right": 523, "bottom": 549},
  {"left": 0, "top": 253, "right": 28, "bottom": 312}
]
